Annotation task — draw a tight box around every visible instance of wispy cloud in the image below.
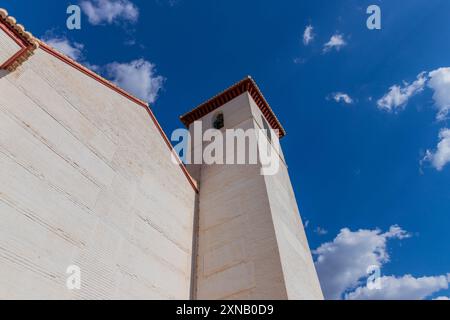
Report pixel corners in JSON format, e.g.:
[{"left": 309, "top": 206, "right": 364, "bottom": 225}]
[
  {"left": 304, "top": 220, "right": 310, "bottom": 229},
  {"left": 376, "top": 67, "right": 450, "bottom": 119},
  {"left": 377, "top": 72, "right": 428, "bottom": 112},
  {"left": 80, "top": 0, "right": 139, "bottom": 25},
  {"left": 330, "top": 92, "right": 354, "bottom": 105},
  {"left": 106, "top": 59, "right": 165, "bottom": 103},
  {"left": 377, "top": 67, "right": 450, "bottom": 173},
  {"left": 41, "top": 35, "right": 85, "bottom": 61},
  {"left": 293, "top": 57, "right": 306, "bottom": 65},
  {"left": 323, "top": 33, "right": 347, "bottom": 53},
  {"left": 422, "top": 128, "right": 450, "bottom": 171},
  {"left": 314, "top": 227, "right": 328, "bottom": 236},
  {"left": 156, "top": 0, "right": 181, "bottom": 7},
  {"left": 303, "top": 25, "right": 315, "bottom": 45}
]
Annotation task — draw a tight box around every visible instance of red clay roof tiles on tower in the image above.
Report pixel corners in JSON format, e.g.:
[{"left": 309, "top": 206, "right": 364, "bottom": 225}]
[{"left": 180, "top": 76, "right": 287, "bottom": 138}]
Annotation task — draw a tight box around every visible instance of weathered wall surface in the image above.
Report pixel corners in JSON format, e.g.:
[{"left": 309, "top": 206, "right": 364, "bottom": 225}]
[{"left": 0, "top": 47, "right": 196, "bottom": 299}]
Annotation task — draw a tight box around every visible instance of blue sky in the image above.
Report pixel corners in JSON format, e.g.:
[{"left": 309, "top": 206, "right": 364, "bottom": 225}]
[{"left": 4, "top": 0, "right": 450, "bottom": 299}]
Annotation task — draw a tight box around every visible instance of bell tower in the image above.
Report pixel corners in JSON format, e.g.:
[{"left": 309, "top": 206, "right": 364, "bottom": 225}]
[{"left": 180, "top": 77, "right": 324, "bottom": 300}]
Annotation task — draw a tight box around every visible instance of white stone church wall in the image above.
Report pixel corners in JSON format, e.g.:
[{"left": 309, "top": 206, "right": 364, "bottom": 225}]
[
  {"left": 0, "top": 48, "right": 196, "bottom": 299},
  {"left": 193, "top": 93, "right": 323, "bottom": 299}
]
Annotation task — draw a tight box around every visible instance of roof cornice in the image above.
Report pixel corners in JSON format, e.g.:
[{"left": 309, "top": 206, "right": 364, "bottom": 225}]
[
  {"left": 0, "top": 7, "right": 198, "bottom": 193},
  {"left": 180, "top": 76, "right": 287, "bottom": 138},
  {"left": 0, "top": 8, "right": 39, "bottom": 71}
]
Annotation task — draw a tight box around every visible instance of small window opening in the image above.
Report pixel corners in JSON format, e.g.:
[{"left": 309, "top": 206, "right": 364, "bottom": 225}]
[
  {"left": 213, "top": 113, "right": 224, "bottom": 130},
  {"left": 263, "top": 118, "right": 272, "bottom": 143}
]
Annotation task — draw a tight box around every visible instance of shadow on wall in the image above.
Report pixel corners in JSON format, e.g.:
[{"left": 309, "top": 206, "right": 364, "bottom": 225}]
[{"left": 0, "top": 69, "right": 8, "bottom": 79}]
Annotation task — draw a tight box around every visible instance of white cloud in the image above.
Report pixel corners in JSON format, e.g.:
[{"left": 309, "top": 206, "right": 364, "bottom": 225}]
[
  {"left": 384, "top": 224, "right": 412, "bottom": 239},
  {"left": 303, "top": 25, "right": 314, "bottom": 45},
  {"left": 434, "top": 296, "right": 450, "bottom": 300},
  {"left": 315, "top": 226, "right": 450, "bottom": 300},
  {"left": 313, "top": 225, "right": 411, "bottom": 300},
  {"left": 376, "top": 67, "right": 450, "bottom": 119},
  {"left": 428, "top": 67, "right": 450, "bottom": 121},
  {"left": 323, "top": 33, "right": 346, "bottom": 53},
  {"left": 375, "top": 67, "right": 450, "bottom": 173},
  {"left": 377, "top": 72, "right": 428, "bottom": 112},
  {"left": 331, "top": 92, "right": 354, "bottom": 105},
  {"left": 42, "top": 36, "right": 84, "bottom": 61},
  {"left": 422, "top": 128, "right": 450, "bottom": 171},
  {"left": 106, "top": 59, "right": 165, "bottom": 103},
  {"left": 346, "top": 275, "right": 449, "bottom": 300},
  {"left": 80, "top": 0, "right": 139, "bottom": 25}
]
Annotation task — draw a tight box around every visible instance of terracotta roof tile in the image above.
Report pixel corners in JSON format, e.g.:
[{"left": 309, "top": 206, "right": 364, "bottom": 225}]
[
  {"left": 0, "top": 8, "right": 39, "bottom": 71},
  {"left": 180, "top": 76, "right": 287, "bottom": 138}
]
